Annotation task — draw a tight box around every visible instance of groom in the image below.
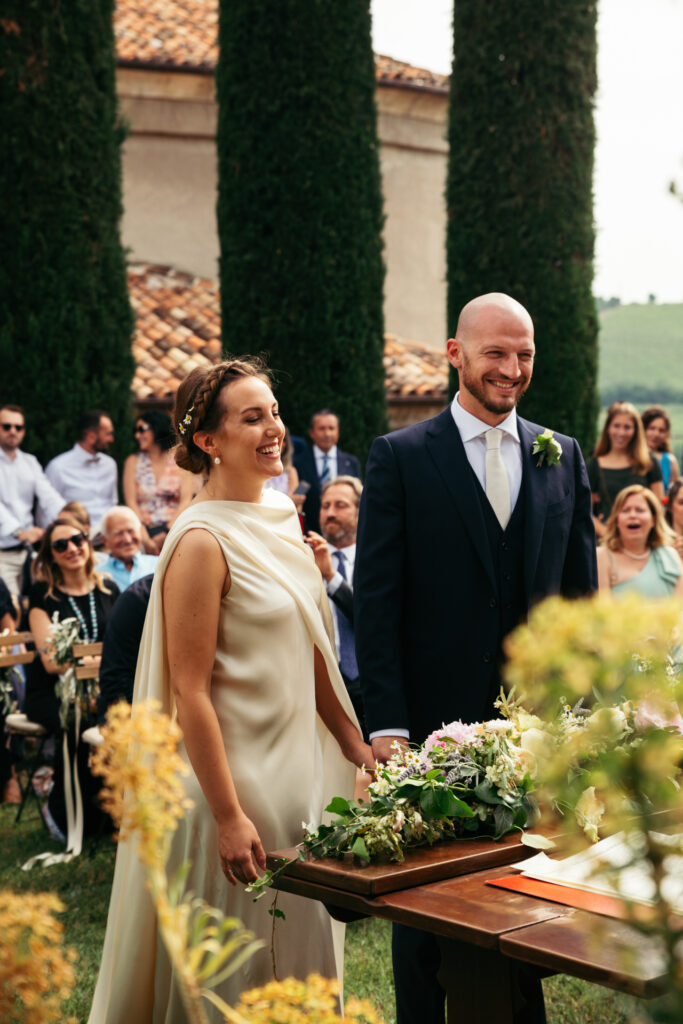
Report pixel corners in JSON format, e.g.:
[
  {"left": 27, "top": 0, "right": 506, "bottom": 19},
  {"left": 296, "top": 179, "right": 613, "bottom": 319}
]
[{"left": 354, "top": 293, "right": 597, "bottom": 1023}]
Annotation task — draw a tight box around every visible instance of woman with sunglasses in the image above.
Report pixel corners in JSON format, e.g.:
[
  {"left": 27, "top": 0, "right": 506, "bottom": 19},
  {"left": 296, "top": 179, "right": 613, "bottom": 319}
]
[
  {"left": 23, "top": 518, "right": 119, "bottom": 841},
  {"left": 123, "top": 410, "right": 194, "bottom": 554}
]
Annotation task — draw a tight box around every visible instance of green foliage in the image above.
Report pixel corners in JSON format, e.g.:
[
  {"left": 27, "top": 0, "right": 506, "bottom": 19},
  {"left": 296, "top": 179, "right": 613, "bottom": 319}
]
[
  {"left": 447, "top": 1, "right": 598, "bottom": 451},
  {"left": 215, "top": 0, "right": 387, "bottom": 463},
  {"left": 0, "top": 2, "right": 135, "bottom": 467}
]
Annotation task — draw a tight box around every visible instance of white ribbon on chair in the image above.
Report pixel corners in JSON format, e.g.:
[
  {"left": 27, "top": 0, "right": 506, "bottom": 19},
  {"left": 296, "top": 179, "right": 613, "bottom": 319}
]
[{"left": 22, "top": 676, "right": 85, "bottom": 870}]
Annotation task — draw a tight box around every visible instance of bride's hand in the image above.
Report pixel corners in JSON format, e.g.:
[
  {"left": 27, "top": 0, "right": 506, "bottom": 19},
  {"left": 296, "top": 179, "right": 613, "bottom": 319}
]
[
  {"left": 342, "top": 734, "right": 375, "bottom": 772},
  {"left": 216, "top": 812, "right": 266, "bottom": 886}
]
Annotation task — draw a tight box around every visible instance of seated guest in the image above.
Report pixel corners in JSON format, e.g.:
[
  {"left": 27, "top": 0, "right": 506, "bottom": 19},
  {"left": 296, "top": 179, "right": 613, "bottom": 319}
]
[
  {"left": 587, "top": 402, "right": 664, "bottom": 536},
  {"left": 306, "top": 476, "right": 365, "bottom": 734},
  {"left": 0, "top": 575, "right": 20, "bottom": 804},
  {"left": 0, "top": 404, "right": 64, "bottom": 597},
  {"left": 123, "top": 411, "right": 194, "bottom": 554},
  {"left": 596, "top": 485, "right": 683, "bottom": 597},
  {"left": 45, "top": 410, "right": 118, "bottom": 539},
  {"left": 293, "top": 409, "right": 362, "bottom": 532},
  {"left": 97, "top": 573, "right": 153, "bottom": 721},
  {"left": 642, "top": 405, "right": 680, "bottom": 494},
  {"left": 98, "top": 507, "right": 158, "bottom": 591},
  {"left": 24, "top": 518, "right": 119, "bottom": 839},
  {"left": 666, "top": 478, "right": 683, "bottom": 558}
]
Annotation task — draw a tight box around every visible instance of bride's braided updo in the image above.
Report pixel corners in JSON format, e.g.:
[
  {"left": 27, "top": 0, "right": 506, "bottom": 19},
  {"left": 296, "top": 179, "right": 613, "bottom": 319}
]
[{"left": 174, "top": 357, "right": 272, "bottom": 475}]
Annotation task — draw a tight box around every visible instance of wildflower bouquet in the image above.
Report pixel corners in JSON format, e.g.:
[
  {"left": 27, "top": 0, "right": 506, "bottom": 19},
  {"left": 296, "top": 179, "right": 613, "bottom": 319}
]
[
  {"left": 48, "top": 615, "right": 93, "bottom": 729},
  {"left": 303, "top": 707, "right": 538, "bottom": 865}
]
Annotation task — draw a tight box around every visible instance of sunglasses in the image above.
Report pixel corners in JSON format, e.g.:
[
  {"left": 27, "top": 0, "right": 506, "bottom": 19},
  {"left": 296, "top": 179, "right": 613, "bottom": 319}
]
[
  {"left": 134, "top": 424, "right": 150, "bottom": 435},
  {"left": 0, "top": 423, "right": 25, "bottom": 432},
  {"left": 51, "top": 532, "right": 88, "bottom": 554}
]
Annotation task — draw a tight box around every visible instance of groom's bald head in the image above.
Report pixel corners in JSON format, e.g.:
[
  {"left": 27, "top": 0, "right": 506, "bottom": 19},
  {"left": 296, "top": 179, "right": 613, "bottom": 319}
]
[{"left": 455, "top": 293, "right": 534, "bottom": 346}]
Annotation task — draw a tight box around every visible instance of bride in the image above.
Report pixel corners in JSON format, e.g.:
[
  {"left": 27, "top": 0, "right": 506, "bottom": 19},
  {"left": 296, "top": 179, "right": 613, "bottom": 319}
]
[{"left": 89, "top": 358, "right": 371, "bottom": 1023}]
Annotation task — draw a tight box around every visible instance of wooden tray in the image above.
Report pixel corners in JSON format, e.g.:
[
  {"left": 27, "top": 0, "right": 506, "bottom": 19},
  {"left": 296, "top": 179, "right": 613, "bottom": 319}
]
[{"left": 268, "top": 829, "right": 542, "bottom": 898}]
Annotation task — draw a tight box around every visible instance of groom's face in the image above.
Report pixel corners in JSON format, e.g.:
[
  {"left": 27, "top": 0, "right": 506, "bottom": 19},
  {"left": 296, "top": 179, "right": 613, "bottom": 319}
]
[{"left": 448, "top": 309, "right": 535, "bottom": 422}]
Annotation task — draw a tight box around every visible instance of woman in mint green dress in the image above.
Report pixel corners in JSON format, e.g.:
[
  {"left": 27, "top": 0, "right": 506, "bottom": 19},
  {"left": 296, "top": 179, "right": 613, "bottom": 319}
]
[{"left": 597, "top": 484, "right": 683, "bottom": 598}]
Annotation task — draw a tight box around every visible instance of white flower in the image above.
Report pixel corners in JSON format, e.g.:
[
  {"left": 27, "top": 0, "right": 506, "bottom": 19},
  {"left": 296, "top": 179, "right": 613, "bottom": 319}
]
[
  {"left": 520, "top": 727, "right": 554, "bottom": 761},
  {"left": 575, "top": 786, "right": 604, "bottom": 843}
]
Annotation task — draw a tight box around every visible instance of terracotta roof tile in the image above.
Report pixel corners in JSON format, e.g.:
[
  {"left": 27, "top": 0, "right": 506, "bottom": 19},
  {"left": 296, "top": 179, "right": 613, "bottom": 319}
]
[
  {"left": 114, "top": 1, "right": 448, "bottom": 90},
  {"left": 128, "top": 263, "right": 448, "bottom": 403}
]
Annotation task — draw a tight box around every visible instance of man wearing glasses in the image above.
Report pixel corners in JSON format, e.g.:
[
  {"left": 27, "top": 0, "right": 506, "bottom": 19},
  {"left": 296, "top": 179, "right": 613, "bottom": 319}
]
[
  {"left": 45, "top": 409, "right": 118, "bottom": 541},
  {"left": 0, "top": 405, "right": 65, "bottom": 596}
]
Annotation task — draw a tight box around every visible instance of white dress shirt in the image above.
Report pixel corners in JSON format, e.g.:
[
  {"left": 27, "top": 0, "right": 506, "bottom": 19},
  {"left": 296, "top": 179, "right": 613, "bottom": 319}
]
[
  {"left": 0, "top": 448, "right": 65, "bottom": 546},
  {"left": 313, "top": 444, "right": 338, "bottom": 481},
  {"left": 450, "top": 393, "right": 522, "bottom": 509},
  {"left": 371, "top": 398, "right": 523, "bottom": 745},
  {"left": 45, "top": 444, "right": 118, "bottom": 535}
]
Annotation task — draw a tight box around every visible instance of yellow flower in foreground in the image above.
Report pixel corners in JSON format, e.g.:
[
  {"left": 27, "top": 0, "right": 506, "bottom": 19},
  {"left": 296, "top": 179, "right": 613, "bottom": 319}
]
[
  {"left": 0, "top": 890, "right": 77, "bottom": 1024},
  {"left": 231, "top": 974, "right": 385, "bottom": 1023},
  {"left": 91, "top": 699, "right": 192, "bottom": 869}
]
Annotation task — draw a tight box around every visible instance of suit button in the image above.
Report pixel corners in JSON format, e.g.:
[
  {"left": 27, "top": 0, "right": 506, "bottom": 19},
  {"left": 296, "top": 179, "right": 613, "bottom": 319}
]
[
  {"left": 482, "top": 652, "right": 492, "bottom": 663},
  {"left": 504, "top": 573, "right": 512, "bottom": 581},
  {"left": 489, "top": 597, "right": 497, "bottom": 608},
  {"left": 505, "top": 601, "right": 513, "bottom": 610},
  {"left": 500, "top": 541, "right": 508, "bottom": 550}
]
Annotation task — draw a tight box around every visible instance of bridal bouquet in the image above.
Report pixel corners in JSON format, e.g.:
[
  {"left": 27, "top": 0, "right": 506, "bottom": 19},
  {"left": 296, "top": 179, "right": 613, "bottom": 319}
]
[{"left": 303, "top": 698, "right": 539, "bottom": 865}]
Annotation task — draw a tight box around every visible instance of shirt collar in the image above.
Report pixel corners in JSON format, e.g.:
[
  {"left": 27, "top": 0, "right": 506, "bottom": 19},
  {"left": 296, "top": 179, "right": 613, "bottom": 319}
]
[
  {"left": 330, "top": 542, "right": 356, "bottom": 560},
  {"left": 313, "top": 444, "right": 338, "bottom": 461},
  {"left": 450, "top": 393, "right": 520, "bottom": 445},
  {"left": 108, "top": 551, "right": 140, "bottom": 571},
  {"left": 75, "top": 443, "right": 100, "bottom": 464}
]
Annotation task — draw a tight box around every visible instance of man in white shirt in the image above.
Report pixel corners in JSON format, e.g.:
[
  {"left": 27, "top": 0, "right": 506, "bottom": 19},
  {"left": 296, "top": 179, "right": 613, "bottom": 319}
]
[
  {"left": 306, "top": 475, "right": 365, "bottom": 733},
  {"left": 46, "top": 410, "right": 118, "bottom": 538},
  {"left": 0, "top": 404, "right": 65, "bottom": 596}
]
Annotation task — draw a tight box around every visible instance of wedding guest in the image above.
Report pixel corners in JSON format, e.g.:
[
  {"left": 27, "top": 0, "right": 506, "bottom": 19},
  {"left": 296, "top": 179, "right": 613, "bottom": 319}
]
[
  {"left": 24, "top": 518, "right": 119, "bottom": 840},
  {"left": 45, "top": 410, "right": 118, "bottom": 539},
  {"left": 89, "top": 358, "right": 370, "bottom": 1022},
  {"left": 123, "top": 410, "right": 194, "bottom": 554},
  {"left": 666, "top": 478, "right": 683, "bottom": 558},
  {"left": 97, "top": 573, "right": 153, "bottom": 720},
  {"left": 587, "top": 402, "right": 663, "bottom": 536},
  {"left": 98, "top": 507, "right": 158, "bottom": 591},
  {"left": 0, "top": 576, "right": 20, "bottom": 804},
  {"left": 0, "top": 404, "right": 64, "bottom": 597},
  {"left": 642, "top": 406, "right": 680, "bottom": 494},
  {"left": 293, "top": 409, "right": 361, "bottom": 531},
  {"left": 596, "top": 485, "right": 683, "bottom": 597},
  {"left": 306, "top": 476, "right": 365, "bottom": 733}
]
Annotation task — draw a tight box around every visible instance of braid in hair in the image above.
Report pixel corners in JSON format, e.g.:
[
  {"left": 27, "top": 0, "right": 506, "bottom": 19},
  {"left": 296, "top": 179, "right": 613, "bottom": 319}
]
[{"left": 174, "top": 358, "right": 271, "bottom": 475}]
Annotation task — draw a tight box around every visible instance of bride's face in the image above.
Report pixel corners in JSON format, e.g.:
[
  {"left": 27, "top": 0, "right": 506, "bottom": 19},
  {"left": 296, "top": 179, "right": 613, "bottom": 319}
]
[{"left": 210, "top": 377, "right": 285, "bottom": 481}]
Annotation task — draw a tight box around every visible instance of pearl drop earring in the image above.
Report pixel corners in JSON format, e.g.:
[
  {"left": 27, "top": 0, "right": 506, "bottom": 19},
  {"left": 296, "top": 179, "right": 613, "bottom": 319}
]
[{"left": 214, "top": 456, "right": 221, "bottom": 466}]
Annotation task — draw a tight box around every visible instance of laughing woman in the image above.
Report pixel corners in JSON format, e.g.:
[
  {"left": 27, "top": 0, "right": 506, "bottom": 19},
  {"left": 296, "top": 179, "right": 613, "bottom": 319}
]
[
  {"left": 89, "top": 358, "right": 370, "bottom": 1023},
  {"left": 596, "top": 485, "right": 683, "bottom": 597}
]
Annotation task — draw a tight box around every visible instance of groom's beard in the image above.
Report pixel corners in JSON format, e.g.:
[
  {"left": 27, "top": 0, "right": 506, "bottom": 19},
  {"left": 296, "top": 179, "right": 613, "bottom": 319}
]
[{"left": 459, "top": 353, "right": 531, "bottom": 415}]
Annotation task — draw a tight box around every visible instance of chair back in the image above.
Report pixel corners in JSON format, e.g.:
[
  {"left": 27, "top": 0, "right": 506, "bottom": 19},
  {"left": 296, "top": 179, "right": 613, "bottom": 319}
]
[
  {"left": 0, "top": 631, "right": 35, "bottom": 668},
  {"left": 72, "top": 641, "right": 103, "bottom": 680}
]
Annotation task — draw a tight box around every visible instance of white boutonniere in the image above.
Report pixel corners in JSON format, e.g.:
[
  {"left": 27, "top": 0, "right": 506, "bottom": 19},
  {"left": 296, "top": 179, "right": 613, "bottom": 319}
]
[{"left": 532, "top": 429, "right": 562, "bottom": 467}]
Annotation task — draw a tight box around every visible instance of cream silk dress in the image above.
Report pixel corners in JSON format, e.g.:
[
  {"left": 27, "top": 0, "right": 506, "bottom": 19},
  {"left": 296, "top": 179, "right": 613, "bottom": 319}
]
[{"left": 89, "top": 490, "right": 358, "bottom": 1023}]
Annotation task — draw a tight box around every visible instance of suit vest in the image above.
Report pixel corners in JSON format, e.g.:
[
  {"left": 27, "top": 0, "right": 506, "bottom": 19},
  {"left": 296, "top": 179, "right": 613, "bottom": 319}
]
[{"left": 469, "top": 466, "right": 527, "bottom": 703}]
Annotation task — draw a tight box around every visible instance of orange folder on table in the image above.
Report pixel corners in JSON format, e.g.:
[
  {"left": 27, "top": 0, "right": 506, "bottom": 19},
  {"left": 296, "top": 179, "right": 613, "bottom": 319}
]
[{"left": 488, "top": 874, "right": 654, "bottom": 922}]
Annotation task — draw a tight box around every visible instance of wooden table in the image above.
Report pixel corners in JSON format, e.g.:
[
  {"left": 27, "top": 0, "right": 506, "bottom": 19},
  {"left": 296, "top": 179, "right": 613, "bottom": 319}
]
[{"left": 268, "top": 838, "right": 666, "bottom": 1022}]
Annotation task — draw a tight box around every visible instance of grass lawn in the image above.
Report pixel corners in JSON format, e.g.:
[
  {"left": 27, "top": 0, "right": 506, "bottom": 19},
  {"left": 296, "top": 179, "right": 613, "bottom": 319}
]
[{"left": 1, "top": 804, "right": 650, "bottom": 1023}]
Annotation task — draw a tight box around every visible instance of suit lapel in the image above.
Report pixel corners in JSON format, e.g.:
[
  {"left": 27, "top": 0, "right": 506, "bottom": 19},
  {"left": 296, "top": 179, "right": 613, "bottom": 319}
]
[
  {"left": 518, "top": 418, "right": 548, "bottom": 596},
  {"left": 425, "top": 410, "right": 497, "bottom": 591}
]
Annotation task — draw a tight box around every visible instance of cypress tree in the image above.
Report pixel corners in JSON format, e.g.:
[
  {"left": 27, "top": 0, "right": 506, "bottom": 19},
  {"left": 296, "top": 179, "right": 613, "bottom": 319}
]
[
  {"left": 216, "top": 1, "right": 387, "bottom": 462},
  {"left": 0, "top": 2, "right": 135, "bottom": 467},
  {"left": 447, "top": 1, "right": 598, "bottom": 450}
]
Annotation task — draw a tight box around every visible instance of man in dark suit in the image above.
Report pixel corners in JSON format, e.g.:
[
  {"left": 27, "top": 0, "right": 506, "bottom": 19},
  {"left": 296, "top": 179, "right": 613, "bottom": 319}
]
[
  {"left": 293, "top": 409, "right": 362, "bottom": 532},
  {"left": 354, "top": 292, "right": 597, "bottom": 1024},
  {"left": 306, "top": 476, "right": 365, "bottom": 735}
]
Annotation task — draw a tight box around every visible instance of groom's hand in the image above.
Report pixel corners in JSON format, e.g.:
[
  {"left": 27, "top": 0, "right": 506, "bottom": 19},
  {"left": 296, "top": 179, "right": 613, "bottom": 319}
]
[{"left": 371, "top": 735, "right": 409, "bottom": 765}]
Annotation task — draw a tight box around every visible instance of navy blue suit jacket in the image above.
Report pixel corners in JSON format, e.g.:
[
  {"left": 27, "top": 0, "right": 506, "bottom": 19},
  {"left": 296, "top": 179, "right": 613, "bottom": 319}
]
[
  {"left": 354, "top": 408, "right": 597, "bottom": 743},
  {"left": 293, "top": 446, "right": 362, "bottom": 533}
]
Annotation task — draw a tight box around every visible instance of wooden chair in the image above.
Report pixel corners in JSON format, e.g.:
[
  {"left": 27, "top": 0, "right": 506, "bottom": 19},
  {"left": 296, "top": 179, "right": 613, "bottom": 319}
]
[
  {"left": 72, "top": 641, "right": 103, "bottom": 680},
  {"left": 1, "top": 632, "right": 48, "bottom": 825}
]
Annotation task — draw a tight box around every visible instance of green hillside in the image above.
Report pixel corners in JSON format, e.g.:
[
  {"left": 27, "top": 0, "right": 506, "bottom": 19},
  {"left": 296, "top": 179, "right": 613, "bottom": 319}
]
[{"left": 596, "top": 302, "right": 683, "bottom": 447}]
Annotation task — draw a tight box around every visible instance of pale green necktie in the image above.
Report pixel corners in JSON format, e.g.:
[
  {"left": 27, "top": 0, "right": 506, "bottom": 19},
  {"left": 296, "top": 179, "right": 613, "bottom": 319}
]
[{"left": 485, "top": 428, "right": 510, "bottom": 529}]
